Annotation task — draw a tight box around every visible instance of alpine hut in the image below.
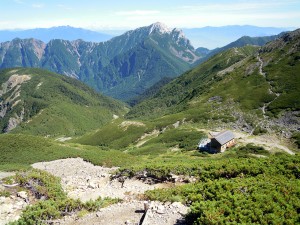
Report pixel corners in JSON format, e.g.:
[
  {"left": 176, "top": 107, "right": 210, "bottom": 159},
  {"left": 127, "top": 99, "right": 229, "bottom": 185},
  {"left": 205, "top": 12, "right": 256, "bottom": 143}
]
[{"left": 210, "top": 130, "right": 235, "bottom": 152}]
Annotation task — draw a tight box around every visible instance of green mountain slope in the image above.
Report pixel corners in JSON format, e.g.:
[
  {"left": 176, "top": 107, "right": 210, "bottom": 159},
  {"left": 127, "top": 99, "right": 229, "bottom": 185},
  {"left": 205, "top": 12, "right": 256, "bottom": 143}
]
[
  {"left": 125, "top": 33, "right": 278, "bottom": 106},
  {"left": 0, "top": 23, "right": 200, "bottom": 101},
  {"left": 127, "top": 29, "right": 300, "bottom": 137},
  {"left": 101, "top": 38, "right": 191, "bottom": 100},
  {"left": 0, "top": 68, "right": 126, "bottom": 136}
]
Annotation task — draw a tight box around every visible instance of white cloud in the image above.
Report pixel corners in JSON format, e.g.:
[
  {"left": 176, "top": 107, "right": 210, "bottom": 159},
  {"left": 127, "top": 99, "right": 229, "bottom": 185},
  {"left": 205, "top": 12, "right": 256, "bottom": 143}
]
[
  {"left": 180, "top": 0, "right": 298, "bottom": 12},
  {"left": 115, "top": 10, "right": 160, "bottom": 16}
]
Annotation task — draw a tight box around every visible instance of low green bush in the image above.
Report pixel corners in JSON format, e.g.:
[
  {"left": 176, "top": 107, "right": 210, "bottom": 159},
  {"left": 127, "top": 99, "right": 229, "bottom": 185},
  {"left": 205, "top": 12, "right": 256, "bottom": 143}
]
[
  {"left": 237, "top": 143, "right": 269, "bottom": 155},
  {"left": 253, "top": 126, "right": 268, "bottom": 135},
  {"left": 0, "top": 190, "right": 11, "bottom": 197},
  {"left": 292, "top": 132, "right": 300, "bottom": 148},
  {"left": 144, "top": 154, "right": 300, "bottom": 224}
]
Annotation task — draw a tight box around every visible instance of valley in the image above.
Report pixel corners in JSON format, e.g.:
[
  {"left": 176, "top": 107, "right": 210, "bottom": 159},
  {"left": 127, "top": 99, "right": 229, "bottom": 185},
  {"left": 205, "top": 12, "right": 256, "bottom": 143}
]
[{"left": 0, "top": 25, "right": 299, "bottom": 225}]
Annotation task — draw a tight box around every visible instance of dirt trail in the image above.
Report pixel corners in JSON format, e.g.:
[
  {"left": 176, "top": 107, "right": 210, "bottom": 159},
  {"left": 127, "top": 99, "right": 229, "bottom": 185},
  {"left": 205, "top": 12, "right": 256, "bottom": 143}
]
[
  {"left": 257, "top": 54, "right": 266, "bottom": 77},
  {"left": 136, "top": 130, "right": 160, "bottom": 147},
  {"left": 257, "top": 53, "right": 281, "bottom": 118}
]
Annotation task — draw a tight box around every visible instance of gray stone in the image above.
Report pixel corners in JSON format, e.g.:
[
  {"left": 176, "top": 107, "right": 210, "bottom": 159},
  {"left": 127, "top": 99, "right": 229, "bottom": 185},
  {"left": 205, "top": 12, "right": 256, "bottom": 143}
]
[
  {"left": 1, "top": 203, "right": 14, "bottom": 213},
  {"left": 156, "top": 205, "right": 166, "bottom": 214},
  {"left": 88, "top": 181, "right": 97, "bottom": 189},
  {"left": 13, "top": 201, "right": 24, "bottom": 210},
  {"left": 0, "top": 196, "right": 6, "bottom": 203},
  {"left": 17, "top": 191, "right": 27, "bottom": 199},
  {"left": 171, "top": 202, "right": 182, "bottom": 208}
]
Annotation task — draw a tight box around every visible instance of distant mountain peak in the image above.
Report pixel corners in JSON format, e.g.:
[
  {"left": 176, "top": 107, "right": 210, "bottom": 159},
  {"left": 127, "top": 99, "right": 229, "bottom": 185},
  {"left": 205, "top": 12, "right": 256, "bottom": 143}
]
[
  {"left": 148, "top": 22, "right": 172, "bottom": 34},
  {"left": 147, "top": 22, "right": 189, "bottom": 45}
]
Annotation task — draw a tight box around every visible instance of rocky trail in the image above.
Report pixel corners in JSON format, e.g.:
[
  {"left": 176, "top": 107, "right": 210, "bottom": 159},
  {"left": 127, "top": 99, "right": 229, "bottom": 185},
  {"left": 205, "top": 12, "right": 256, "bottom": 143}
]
[
  {"left": 52, "top": 200, "right": 187, "bottom": 225},
  {"left": 31, "top": 158, "right": 167, "bottom": 202},
  {"left": 31, "top": 158, "right": 189, "bottom": 225},
  {"left": 1, "top": 158, "right": 188, "bottom": 224}
]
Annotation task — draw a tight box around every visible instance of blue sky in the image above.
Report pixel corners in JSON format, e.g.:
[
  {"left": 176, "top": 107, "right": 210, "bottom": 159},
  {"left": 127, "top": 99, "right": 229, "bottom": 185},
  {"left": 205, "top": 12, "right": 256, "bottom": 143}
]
[{"left": 1, "top": 0, "right": 300, "bottom": 30}]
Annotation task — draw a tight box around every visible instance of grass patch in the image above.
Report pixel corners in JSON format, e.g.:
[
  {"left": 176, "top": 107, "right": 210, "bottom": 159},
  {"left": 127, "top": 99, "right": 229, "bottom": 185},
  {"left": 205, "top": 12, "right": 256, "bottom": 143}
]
[
  {"left": 74, "top": 119, "right": 151, "bottom": 149},
  {"left": 140, "top": 128, "right": 205, "bottom": 151},
  {"left": 0, "top": 134, "right": 137, "bottom": 171},
  {"left": 237, "top": 143, "right": 269, "bottom": 155}
]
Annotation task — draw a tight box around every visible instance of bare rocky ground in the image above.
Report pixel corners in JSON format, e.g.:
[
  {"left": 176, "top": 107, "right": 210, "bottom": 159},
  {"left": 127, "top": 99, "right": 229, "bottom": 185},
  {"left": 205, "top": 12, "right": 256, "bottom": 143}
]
[
  {"left": 53, "top": 201, "right": 188, "bottom": 225},
  {"left": 32, "top": 158, "right": 167, "bottom": 202},
  {"left": 0, "top": 194, "right": 29, "bottom": 225},
  {"left": 31, "top": 158, "right": 189, "bottom": 225},
  {"left": 233, "top": 131, "right": 295, "bottom": 155},
  {"left": 0, "top": 172, "right": 29, "bottom": 225}
]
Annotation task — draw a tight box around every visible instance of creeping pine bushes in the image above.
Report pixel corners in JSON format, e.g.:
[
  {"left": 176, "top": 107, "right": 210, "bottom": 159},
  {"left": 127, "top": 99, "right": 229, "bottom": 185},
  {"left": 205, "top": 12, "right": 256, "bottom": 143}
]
[
  {"left": 144, "top": 154, "right": 300, "bottom": 224},
  {"left": 10, "top": 169, "right": 119, "bottom": 225}
]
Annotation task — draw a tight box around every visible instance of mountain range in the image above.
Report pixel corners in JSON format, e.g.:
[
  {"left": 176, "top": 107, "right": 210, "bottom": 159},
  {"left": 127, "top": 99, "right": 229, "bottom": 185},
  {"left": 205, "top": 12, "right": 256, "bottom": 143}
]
[
  {"left": 0, "top": 26, "right": 113, "bottom": 43},
  {"left": 0, "top": 23, "right": 288, "bottom": 102},
  {"left": 0, "top": 25, "right": 291, "bottom": 50},
  {"left": 0, "top": 23, "right": 200, "bottom": 101}
]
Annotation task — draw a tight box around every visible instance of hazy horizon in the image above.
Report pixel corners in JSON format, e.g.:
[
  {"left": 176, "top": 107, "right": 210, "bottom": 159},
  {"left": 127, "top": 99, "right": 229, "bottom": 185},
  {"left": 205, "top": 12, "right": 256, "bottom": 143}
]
[
  {"left": 0, "top": 23, "right": 296, "bottom": 32},
  {"left": 1, "top": 0, "right": 300, "bottom": 31},
  {"left": 0, "top": 22, "right": 294, "bottom": 49}
]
